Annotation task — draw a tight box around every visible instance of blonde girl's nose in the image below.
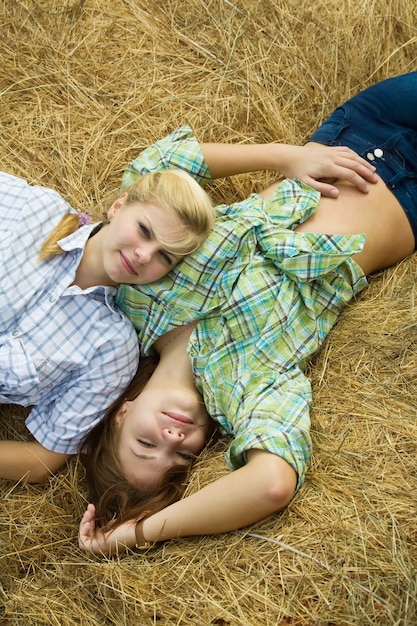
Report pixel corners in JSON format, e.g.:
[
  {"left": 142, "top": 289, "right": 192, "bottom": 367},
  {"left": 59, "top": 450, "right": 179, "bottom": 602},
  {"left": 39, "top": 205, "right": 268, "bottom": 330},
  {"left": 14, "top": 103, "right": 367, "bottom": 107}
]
[{"left": 135, "top": 242, "right": 155, "bottom": 264}]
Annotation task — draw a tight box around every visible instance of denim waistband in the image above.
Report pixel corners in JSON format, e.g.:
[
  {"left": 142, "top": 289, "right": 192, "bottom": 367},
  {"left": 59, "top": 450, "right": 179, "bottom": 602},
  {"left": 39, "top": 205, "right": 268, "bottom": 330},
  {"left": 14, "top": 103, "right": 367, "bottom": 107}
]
[{"left": 309, "top": 95, "right": 417, "bottom": 245}]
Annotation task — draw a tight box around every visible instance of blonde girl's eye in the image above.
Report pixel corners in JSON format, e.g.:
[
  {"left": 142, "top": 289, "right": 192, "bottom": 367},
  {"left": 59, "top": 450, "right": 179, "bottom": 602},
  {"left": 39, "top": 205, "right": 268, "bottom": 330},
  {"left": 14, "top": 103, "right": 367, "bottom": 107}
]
[
  {"left": 139, "top": 223, "right": 151, "bottom": 238},
  {"left": 159, "top": 249, "right": 174, "bottom": 266}
]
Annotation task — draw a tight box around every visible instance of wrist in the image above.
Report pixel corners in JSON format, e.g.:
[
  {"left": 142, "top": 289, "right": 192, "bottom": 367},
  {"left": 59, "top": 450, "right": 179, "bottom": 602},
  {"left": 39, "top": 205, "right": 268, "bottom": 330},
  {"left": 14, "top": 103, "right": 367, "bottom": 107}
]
[
  {"left": 134, "top": 512, "right": 152, "bottom": 549},
  {"left": 268, "top": 143, "right": 298, "bottom": 172},
  {"left": 248, "top": 142, "right": 285, "bottom": 172}
]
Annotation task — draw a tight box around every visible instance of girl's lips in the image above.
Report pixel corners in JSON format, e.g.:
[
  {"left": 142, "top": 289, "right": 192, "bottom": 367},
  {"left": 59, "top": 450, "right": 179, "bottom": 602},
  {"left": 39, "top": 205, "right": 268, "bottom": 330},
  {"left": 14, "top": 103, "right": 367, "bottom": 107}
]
[
  {"left": 164, "top": 412, "right": 193, "bottom": 425},
  {"left": 120, "top": 252, "right": 137, "bottom": 275}
]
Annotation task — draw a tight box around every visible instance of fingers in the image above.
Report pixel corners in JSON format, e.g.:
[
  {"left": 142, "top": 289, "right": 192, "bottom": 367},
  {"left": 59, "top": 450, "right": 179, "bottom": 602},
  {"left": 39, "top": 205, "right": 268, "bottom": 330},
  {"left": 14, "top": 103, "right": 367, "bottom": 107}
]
[
  {"left": 336, "top": 164, "right": 376, "bottom": 193},
  {"left": 303, "top": 143, "right": 378, "bottom": 193},
  {"left": 334, "top": 166, "right": 371, "bottom": 193},
  {"left": 354, "top": 161, "right": 378, "bottom": 182},
  {"left": 331, "top": 147, "right": 378, "bottom": 185},
  {"left": 311, "top": 172, "right": 367, "bottom": 197},
  {"left": 85, "top": 502, "right": 96, "bottom": 517},
  {"left": 348, "top": 147, "right": 377, "bottom": 171},
  {"left": 314, "top": 182, "right": 340, "bottom": 198},
  {"left": 319, "top": 145, "right": 376, "bottom": 171},
  {"left": 78, "top": 503, "right": 96, "bottom": 549}
]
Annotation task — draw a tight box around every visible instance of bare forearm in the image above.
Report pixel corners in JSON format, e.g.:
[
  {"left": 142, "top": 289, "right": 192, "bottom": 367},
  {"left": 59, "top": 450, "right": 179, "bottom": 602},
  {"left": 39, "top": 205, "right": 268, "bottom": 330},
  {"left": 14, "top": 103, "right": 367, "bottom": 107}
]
[
  {"left": 200, "top": 141, "right": 377, "bottom": 197},
  {"left": 143, "top": 450, "right": 297, "bottom": 543},
  {"left": 0, "top": 440, "right": 71, "bottom": 482},
  {"left": 79, "top": 450, "right": 297, "bottom": 554},
  {"left": 200, "top": 142, "right": 289, "bottom": 179}
]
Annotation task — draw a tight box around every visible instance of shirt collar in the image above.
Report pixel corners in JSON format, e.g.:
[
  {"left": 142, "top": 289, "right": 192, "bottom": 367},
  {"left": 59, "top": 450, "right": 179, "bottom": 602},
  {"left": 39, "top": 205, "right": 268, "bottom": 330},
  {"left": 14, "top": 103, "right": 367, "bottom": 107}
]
[
  {"left": 57, "top": 221, "right": 118, "bottom": 304},
  {"left": 58, "top": 221, "right": 103, "bottom": 252}
]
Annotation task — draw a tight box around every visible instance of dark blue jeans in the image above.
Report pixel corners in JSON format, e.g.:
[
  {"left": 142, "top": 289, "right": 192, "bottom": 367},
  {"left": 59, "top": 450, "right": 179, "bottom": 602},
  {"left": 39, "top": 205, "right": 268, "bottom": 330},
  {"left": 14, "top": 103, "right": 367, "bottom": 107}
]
[{"left": 309, "top": 72, "right": 417, "bottom": 245}]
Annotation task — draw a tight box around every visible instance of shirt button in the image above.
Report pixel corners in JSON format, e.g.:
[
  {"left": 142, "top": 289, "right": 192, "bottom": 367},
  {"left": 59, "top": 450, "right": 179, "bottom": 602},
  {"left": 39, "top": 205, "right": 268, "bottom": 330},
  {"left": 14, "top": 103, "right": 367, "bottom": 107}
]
[
  {"left": 367, "top": 152, "right": 375, "bottom": 161},
  {"left": 374, "top": 148, "right": 384, "bottom": 158},
  {"left": 48, "top": 294, "right": 57, "bottom": 303},
  {"left": 11, "top": 329, "right": 20, "bottom": 337}
]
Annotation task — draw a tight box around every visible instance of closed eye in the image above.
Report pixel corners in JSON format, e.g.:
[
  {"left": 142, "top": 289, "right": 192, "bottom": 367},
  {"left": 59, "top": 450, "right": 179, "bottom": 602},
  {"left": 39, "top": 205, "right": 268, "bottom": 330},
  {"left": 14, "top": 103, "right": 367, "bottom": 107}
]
[
  {"left": 177, "top": 451, "right": 198, "bottom": 461},
  {"left": 138, "top": 439, "right": 155, "bottom": 448},
  {"left": 138, "top": 441, "right": 196, "bottom": 462},
  {"left": 159, "top": 249, "right": 175, "bottom": 266}
]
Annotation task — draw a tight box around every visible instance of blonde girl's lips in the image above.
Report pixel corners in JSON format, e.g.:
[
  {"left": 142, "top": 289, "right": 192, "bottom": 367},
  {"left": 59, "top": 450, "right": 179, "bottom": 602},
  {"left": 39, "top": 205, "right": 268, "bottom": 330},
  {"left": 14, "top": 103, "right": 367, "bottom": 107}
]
[
  {"left": 120, "top": 252, "right": 137, "bottom": 275},
  {"left": 164, "top": 412, "right": 193, "bottom": 425}
]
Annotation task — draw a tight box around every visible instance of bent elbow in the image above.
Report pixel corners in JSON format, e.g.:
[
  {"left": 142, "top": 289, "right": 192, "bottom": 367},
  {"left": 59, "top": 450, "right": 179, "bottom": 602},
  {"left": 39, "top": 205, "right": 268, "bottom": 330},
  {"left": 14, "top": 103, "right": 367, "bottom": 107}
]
[
  {"left": 246, "top": 450, "right": 298, "bottom": 515},
  {"left": 256, "top": 454, "right": 297, "bottom": 512},
  {"left": 25, "top": 447, "right": 71, "bottom": 483},
  {"left": 266, "top": 478, "right": 296, "bottom": 511}
]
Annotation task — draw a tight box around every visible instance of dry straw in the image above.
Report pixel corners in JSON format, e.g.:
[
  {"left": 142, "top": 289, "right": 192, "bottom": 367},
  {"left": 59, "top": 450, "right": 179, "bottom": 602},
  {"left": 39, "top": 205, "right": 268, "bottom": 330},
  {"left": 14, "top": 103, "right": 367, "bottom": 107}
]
[{"left": 1, "top": 0, "right": 417, "bottom": 624}]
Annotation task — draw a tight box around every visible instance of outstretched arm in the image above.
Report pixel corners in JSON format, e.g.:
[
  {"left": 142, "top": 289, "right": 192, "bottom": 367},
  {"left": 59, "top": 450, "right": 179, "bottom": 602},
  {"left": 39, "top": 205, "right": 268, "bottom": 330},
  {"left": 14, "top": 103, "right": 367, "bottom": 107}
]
[
  {"left": 122, "top": 126, "right": 376, "bottom": 199},
  {"left": 0, "top": 440, "right": 72, "bottom": 482},
  {"left": 78, "top": 449, "right": 297, "bottom": 554},
  {"left": 201, "top": 141, "right": 377, "bottom": 197}
]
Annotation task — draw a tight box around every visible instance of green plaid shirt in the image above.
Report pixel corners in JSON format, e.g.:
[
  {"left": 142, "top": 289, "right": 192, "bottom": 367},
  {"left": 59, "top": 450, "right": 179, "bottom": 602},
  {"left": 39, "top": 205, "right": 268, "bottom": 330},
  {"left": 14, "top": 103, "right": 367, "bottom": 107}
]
[{"left": 117, "top": 126, "right": 367, "bottom": 488}]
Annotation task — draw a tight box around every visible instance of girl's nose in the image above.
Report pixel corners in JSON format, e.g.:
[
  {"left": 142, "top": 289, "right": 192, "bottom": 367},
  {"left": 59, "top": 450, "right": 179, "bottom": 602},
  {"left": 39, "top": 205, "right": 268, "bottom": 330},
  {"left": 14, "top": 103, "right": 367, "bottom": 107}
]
[
  {"left": 162, "top": 427, "right": 185, "bottom": 442},
  {"left": 135, "top": 242, "right": 155, "bottom": 265}
]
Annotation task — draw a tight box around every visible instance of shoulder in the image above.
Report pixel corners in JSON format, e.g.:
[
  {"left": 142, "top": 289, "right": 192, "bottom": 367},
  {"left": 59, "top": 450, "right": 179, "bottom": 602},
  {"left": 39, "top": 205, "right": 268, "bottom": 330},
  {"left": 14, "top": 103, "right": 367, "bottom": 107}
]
[
  {"left": 0, "top": 170, "right": 70, "bottom": 217},
  {"left": 121, "top": 125, "right": 211, "bottom": 190}
]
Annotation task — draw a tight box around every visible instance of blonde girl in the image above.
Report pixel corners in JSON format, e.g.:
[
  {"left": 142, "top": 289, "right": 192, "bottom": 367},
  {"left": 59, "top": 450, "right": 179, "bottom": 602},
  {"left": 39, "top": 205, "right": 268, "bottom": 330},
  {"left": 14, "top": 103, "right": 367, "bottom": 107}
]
[{"left": 0, "top": 165, "right": 214, "bottom": 482}]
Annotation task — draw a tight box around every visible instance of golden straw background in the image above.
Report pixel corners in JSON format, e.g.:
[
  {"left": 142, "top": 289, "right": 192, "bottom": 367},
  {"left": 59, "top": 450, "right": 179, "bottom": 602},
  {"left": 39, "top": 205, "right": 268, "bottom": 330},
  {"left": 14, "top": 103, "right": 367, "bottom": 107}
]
[{"left": 1, "top": 1, "right": 417, "bottom": 624}]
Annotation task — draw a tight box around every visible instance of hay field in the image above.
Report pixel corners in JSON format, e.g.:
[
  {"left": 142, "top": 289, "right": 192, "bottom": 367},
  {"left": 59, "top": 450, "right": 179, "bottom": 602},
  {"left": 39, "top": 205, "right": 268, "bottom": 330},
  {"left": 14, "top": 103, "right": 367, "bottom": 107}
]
[{"left": 1, "top": 0, "right": 417, "bottom": 624}]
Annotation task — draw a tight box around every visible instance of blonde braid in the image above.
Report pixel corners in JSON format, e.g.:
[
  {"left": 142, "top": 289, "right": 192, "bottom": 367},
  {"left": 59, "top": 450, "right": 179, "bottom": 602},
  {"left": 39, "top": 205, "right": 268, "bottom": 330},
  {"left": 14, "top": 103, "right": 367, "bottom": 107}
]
[{"left": 39, "top": 214, "right": 81, "bottom": 261}]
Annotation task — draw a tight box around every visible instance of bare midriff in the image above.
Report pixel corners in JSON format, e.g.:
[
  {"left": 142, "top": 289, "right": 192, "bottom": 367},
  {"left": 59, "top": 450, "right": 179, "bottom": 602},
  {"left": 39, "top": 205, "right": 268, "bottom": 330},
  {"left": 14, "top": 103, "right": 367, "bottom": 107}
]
[{"left": 264, "top": 176, "right": 415, "bottom": 275}]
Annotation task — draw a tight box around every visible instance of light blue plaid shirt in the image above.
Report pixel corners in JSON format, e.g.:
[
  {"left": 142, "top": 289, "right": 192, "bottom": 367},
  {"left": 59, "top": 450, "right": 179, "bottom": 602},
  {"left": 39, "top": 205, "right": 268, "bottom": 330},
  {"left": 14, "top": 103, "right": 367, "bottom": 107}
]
[
  {"left": 117, "top": 127, "right": 368, "bottom": 488},
  {"left": 0, "top": 172, "right": 139, "bottom": 454}
]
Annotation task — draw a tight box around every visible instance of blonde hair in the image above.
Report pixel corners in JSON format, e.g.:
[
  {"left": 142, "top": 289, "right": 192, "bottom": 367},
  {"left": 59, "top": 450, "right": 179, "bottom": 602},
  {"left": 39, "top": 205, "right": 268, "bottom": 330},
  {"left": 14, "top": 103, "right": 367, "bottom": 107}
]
[
  {"left": 39, "top": 169, "right": 215, "bottom": 261},
  {"left": 125, "top": 170, "right": 215, "bottom": 257},
  {"left": 39, "top": 213, "right": 81, "bottom": 261}
]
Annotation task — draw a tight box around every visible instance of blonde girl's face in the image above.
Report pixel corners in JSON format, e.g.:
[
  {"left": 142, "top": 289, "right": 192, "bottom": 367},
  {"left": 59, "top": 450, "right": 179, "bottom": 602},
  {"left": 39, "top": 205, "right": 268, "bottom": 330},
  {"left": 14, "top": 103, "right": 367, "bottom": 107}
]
[
  {"left": 102, "top": 193, "right": 186, "bottom": 285},
  {"left": 115, "top": 386, "right": 211, "bottom": 490}
]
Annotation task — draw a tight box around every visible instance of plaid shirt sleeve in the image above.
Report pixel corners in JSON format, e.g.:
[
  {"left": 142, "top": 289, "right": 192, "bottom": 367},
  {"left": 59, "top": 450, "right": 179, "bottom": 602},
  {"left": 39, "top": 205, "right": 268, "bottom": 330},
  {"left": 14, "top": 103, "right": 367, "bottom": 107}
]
[
  {"left": 224, "top": 367, "right": 313, "bottom": 488},
  {"left": 120, "top": 125, "right": 212, "bottom": 191},
  {"left": 25, "top": 307, "right": 140, "bottom": 454}
]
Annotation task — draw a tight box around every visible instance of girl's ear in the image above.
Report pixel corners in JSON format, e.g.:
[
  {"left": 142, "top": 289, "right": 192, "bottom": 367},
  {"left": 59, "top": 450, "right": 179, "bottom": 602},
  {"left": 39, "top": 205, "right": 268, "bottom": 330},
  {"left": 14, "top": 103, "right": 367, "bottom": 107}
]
[
  {"left": 107, "top": 192, "right": 128, "bottom": 221},
  {"left": 114, "top": 400, "right": 129, "bottom": 427}
]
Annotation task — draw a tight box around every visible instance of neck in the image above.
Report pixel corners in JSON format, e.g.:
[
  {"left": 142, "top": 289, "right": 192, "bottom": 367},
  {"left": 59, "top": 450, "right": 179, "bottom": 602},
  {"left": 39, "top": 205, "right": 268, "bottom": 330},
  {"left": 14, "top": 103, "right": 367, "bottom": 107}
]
[
  {"left": 73, "top": 225, "right": 115, "bottom": 289},
  {"left": 152, "top": 324, "right": 196, "bottom": 387}
]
